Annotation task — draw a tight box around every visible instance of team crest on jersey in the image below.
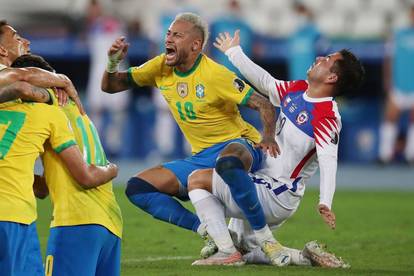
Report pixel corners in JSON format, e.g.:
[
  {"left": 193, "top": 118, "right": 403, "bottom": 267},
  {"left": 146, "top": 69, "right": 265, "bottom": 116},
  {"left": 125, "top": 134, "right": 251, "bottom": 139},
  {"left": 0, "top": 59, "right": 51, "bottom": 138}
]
[
  {"left": 195, "top": 84, "right": 205, "bottom": 98},
  {"left": 177, "top": 82, "right": 188, "bottom": 98},
  {"left": 296, "top": 110, "right": 309, "bottom": 125},
  {"left": 283, "top": 96, "right": 291, "bottom": 107},
  {"left": 233, "top": 78, "right": 245, "bottom": 92}
]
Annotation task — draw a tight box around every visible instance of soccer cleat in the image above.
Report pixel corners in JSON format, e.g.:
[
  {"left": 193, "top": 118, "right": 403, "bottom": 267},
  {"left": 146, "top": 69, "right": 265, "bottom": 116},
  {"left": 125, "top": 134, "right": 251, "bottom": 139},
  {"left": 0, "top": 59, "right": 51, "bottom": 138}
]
[
  {"left": 303, "top": 240, "right": 350, "bottom": 268},
  {"left": 192, "top": 251, "right": 245, "bottom": 266},
  {"left": 200, "top": 233, "right": 218, "bottom": 259},
  {"left": 261, "top": 241, "right": 291, "bottom": 266}
]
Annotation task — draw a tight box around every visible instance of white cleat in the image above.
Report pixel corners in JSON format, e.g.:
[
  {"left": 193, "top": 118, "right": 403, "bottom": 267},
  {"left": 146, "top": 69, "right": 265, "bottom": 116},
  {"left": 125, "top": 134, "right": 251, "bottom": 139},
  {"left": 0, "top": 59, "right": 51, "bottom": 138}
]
[
  {"left": 303, "top": 240, "right": 350, "bottom": 268},
  {"left": 192, "top": 251, "right": 245, "bottom": 266},
  {"left": 261, "top": 241, "right": 291, "bottom": 266}
]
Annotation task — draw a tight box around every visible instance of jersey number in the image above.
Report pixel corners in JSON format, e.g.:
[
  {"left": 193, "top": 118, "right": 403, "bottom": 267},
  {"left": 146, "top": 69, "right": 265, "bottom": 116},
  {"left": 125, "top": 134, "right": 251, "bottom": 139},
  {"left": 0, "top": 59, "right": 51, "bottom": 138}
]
[
  {"left": 0, "top": 110, "right": 25, "bottom": 160},
  {"left": 75, "top": 116, "right": 107, "bottom": 166},
  {"left": 176, "top": 101, "right": 196, "bottom": 121}
]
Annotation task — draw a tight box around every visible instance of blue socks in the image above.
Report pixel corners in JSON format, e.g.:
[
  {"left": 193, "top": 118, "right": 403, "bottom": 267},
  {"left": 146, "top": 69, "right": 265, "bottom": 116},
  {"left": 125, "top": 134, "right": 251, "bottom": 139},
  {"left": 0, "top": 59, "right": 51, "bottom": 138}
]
[
  {"left": 125, "top": 177, "right": 200, "bottom": 232},
  {"left": 216, "top": 156, "right": 266, "bottom": 230}
]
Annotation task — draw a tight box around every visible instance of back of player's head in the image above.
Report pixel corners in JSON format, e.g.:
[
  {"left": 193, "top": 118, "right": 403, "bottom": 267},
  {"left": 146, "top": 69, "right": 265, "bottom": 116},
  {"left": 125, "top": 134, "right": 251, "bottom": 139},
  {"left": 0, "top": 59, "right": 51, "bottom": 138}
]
[
  {"left": 330, "top": 49, "right": 365, "bottom": 97},
  {"left": 11, "top": 54, "right": 55, "bottom": 72},
  {"left": 175, "top": 12, "right": 209, "bottom": 50}
]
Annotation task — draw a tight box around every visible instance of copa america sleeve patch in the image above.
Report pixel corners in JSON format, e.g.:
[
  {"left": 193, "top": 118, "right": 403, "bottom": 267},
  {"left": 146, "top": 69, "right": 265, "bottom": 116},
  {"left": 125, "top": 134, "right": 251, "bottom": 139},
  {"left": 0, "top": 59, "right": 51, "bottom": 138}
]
[{"left": 233, "top": 78, "right": 245, "bottom": 92}]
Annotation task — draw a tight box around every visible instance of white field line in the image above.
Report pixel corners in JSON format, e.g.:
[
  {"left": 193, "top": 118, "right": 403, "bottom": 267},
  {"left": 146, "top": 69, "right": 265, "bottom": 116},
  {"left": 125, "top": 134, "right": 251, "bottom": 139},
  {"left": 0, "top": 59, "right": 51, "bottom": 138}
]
[{"left": 122, "top": 256, "right": 197, "bottom": 263}]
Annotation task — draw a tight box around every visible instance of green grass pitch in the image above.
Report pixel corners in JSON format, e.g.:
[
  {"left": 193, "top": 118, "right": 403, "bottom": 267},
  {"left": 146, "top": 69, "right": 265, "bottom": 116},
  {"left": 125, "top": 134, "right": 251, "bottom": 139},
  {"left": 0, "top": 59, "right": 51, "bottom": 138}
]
[{"left": 36, "top": 187, "right": 414, "bottom": 275}]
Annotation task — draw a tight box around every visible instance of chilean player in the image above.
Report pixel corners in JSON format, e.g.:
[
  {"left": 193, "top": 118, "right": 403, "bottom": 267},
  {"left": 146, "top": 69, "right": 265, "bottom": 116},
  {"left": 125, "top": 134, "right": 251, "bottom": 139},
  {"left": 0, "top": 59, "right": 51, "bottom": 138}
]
[{"left": 188, "top": 30, "right": 365, "bottom": 266}]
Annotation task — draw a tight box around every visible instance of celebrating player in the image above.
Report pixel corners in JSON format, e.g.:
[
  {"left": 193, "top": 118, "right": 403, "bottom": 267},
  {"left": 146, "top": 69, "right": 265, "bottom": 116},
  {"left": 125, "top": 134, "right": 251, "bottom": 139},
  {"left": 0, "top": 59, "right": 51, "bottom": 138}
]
[
  {"left": 187, "top": 30, "right": 365, "bottom": 266},
  {"left": 101, "top": 12, "right": 279, "bottom": 249},
  {"left": 0, "top": 21, "right": 118, "bottom": 275},
  {"left": 11, "top": 54, "right": 123, "bottom": 276}
]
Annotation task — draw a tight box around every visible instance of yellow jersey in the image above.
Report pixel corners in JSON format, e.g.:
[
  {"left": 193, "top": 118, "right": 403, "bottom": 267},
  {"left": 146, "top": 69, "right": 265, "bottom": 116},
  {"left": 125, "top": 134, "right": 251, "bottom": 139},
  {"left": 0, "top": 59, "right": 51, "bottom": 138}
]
[
  {"left": 42, "top": 93, "right": 123, "bottom": 238},
  {"left": 128, "top": 54, "right": 261, "bottom": 154},
  {"left": 0, "top": 101, "right": 76, "bottom": 224}
]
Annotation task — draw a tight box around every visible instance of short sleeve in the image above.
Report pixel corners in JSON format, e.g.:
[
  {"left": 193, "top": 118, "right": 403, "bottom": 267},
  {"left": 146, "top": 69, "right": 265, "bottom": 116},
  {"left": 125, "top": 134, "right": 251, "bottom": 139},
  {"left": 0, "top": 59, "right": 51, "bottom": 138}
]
[
  {"left": 214, "top": 68, "right": 255, "bottom": 105},
  {"left": 127, "top": 54, "right": 165, "bottom": 87},
  {"left": 47, "top": 106, "right": 77, "bottom": 153}
]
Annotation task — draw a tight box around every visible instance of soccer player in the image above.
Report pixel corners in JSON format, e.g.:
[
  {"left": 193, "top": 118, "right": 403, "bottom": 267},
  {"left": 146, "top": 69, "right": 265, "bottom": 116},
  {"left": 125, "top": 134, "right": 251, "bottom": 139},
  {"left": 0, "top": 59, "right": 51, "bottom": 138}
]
[
  {"left": 11, "top": 54, "right": 123, "bottom": 276},
  {"left": 187, "top": 30, "right": 364, "bottom": 266},
  {"left": 0, "top": 25, "right": 118, "bottom": 275},
  {"left": 101, "top": 12, "right": 279, "bottom": 249},
  {"left": 0, "top": 20, "right": 83, "bottom": 111}
]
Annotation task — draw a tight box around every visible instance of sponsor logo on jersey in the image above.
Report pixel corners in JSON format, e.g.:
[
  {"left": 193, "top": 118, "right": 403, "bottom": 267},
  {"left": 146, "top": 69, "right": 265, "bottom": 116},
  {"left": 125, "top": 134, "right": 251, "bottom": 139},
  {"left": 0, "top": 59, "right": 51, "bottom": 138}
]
[
  {"left": 289, "top": 103, "right": 298, "bottom": 113},
  {"left": 330, "top": 131, "right": 339, "bottom": 144},
  {"left": 195, "top": 84, "right": 205, "bottom": 98},
  {"left": 177, "top": 82, "right": 188, "bottom": 98},
  {"left": 233, "top": 78, "right": 245, "bottom": 92},
  {"left": 296, "top": 110, "right": 309, "bottom": 125}
]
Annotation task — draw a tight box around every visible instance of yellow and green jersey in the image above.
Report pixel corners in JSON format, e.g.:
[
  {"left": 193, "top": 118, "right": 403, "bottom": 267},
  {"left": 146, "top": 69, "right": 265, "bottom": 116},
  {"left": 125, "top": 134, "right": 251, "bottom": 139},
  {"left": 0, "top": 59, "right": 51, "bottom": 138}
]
[
  {"left": 0, "top": 100, "right": 76, "bottom": 224},
  {"left": 42, "top": 92, "right": 123, "bottom": 238},
  {"left": 128, "top": 54, "right": 261, "bottom": 154}
]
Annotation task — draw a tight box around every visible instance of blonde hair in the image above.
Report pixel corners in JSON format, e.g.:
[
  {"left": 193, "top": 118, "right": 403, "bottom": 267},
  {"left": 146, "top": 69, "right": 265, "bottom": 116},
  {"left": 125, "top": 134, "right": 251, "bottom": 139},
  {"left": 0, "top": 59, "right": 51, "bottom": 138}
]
[{"left": 175, "top": 12, "right": 209, "bottom": 50}]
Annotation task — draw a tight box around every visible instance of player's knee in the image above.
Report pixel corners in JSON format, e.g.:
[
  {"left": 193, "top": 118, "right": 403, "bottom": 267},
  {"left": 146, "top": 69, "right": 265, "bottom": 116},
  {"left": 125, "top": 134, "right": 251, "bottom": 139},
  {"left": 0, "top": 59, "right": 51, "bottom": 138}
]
[
  {"left": 188, "top": 169, "right": 211, "bottom": 191},
  {"left": 215, "top": 156, "right": 244, "bottom": 176},
  {"left": 125, "top": 177, "right": 159, "bottom": 198}
]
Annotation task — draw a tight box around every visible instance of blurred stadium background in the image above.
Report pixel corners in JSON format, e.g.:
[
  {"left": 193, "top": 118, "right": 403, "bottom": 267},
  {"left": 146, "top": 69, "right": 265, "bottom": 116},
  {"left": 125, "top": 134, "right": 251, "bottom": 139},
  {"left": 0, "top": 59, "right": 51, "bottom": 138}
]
[{"left": 3, "top": 0, "right": 414, "bottom": 187}]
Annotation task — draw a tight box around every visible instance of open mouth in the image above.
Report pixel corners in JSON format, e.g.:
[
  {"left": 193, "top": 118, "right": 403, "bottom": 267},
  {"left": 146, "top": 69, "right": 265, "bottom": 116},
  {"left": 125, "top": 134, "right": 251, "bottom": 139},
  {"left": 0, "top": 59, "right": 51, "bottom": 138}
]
[{"left": 165, "top": 46, "right": 177, "bottom": 61}]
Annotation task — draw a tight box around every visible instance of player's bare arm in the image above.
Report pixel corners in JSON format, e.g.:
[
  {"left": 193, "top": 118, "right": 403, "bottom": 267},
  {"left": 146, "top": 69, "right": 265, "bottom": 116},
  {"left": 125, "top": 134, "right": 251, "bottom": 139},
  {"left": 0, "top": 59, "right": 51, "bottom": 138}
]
[
  {"left": 33, "top": 174, "right": 49, "bottom": 199},
  {"left": 245, "top": 91, "right": 280, "bottom": 157},
  {"left": 0, "top": 81, "right": 50, "bottom": 103},
  {"left": 318, "top": 204, "right": 336, "bottom": 230},
  {"left": 58, "top": 145, "right": 118, "bottom": 189},
  {"left": 101, "top": 36, "right": 131, "bottom": 93},
  {"left": 0, "top": 67, "right": 84, "bottom": 113}
]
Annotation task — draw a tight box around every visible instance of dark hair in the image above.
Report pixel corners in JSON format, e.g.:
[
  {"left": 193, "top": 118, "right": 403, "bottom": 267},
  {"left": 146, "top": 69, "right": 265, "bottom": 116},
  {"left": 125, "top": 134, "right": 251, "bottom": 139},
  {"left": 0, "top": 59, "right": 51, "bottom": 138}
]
[
  {"left": 0, "top": 20, "right": 8, "bottom": 39},
  {"left": 330, "top": 49, "right": 365, "bottom": 96},
  {"left": 11, "top": 54, "right": 55, "bottom": 72}
]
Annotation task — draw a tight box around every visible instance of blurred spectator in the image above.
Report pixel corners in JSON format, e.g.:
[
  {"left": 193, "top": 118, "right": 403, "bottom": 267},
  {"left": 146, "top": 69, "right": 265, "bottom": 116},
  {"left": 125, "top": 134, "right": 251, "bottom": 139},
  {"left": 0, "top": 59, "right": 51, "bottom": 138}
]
[
  {"left": 209, "top": 0, "right": 254, "bottom": 77},
  {"left": 287, "top": 2, "right": 326, "bottom": 80},
  {"left": 379, "top": 5, "right": 414, "bottom": 164},
  {"left": 86, "top": 0, "right": 130, "bottom": 157}
]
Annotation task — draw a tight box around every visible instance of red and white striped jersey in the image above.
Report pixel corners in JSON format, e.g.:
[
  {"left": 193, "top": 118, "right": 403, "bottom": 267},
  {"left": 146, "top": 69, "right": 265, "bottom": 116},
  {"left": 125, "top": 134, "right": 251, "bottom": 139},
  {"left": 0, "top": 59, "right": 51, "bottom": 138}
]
[{"left": 225, "top": 46, "right": 340, "bottom": 208}]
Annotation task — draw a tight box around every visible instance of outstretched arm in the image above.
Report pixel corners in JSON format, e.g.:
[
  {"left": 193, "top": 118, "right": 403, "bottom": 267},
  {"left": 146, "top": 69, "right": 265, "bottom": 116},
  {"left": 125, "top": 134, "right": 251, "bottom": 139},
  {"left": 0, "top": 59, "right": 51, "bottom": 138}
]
[
  {"left": 214, "top": 30, "right": 279, "bottom": 97},
  {"left": 245, "top": 91, "right": 280, "bottom": 157},
  {"left": 101, "top": 36, "right": 132, "bottom": 93}
]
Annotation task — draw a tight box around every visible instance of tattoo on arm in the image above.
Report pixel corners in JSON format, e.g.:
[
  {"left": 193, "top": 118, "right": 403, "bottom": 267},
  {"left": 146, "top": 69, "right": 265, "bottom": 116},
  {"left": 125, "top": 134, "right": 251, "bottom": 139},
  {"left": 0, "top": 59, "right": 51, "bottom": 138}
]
[
  {"left": 0, "top": 87, "right": 19, "bottom": 103},
  {"left": 246, "top": 91, "right": 276, "bottom": 137},
  {"left": 29, "top": 86, "right": 51, "bottom": 103}
]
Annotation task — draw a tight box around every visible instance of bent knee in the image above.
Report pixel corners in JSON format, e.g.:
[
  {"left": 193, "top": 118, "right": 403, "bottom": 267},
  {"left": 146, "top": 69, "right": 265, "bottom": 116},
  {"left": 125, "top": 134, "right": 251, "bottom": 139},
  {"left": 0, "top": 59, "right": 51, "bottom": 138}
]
[
  {"left": 125, "top": 177, "right": 158, "bottom": 198},
  {"left": 188, "top": 169, "right": 213, "bottom": 192}
]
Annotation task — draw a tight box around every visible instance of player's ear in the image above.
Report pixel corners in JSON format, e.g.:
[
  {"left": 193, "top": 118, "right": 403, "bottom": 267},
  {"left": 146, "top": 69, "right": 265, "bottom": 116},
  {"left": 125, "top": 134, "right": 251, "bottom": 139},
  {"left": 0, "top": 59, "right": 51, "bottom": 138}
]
[
  {"left": 0, "top": 45, "right": 8, "bottom": 57},
  {"left": 192, "top": 39, "right": 202, "bottom": 51},
  {"left": 326, "top": 73, "right": 338, "bottom": 84}
]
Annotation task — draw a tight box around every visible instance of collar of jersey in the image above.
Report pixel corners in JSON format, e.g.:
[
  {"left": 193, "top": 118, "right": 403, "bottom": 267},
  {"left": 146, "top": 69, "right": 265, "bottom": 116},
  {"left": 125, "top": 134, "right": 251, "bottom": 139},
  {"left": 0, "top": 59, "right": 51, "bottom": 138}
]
[
  {"left": 173, "top": 54, "right": 202, "bottom": 77},
  {"left": 303, "top": 91, "right": 333, "bottom": 103}
]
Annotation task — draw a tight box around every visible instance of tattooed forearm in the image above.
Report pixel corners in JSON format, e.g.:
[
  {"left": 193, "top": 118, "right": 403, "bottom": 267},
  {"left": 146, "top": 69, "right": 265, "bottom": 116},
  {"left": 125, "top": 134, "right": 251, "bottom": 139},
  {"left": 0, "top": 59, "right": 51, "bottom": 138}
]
[
  {"left": 245, "top": 91, "right": 276, "bottom": 137},
  {"left": 28, "top": 86, "right": 50, "bottom": 103},
  {"left": 0, "top": 87, "right": 20, "bottom": 103}
]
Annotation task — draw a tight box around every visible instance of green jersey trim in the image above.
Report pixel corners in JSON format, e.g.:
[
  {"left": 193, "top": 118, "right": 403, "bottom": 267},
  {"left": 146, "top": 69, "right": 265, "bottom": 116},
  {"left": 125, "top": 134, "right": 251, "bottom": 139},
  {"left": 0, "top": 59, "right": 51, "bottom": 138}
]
[
  {"left": 174, "top": 54, "right": 202, "bottom": 77},
  {"left": 240, "top": 87, "right": 254, "bottom": 105},
  {"left": 54, "top": 140, "right": 77, "bottom": 153}
]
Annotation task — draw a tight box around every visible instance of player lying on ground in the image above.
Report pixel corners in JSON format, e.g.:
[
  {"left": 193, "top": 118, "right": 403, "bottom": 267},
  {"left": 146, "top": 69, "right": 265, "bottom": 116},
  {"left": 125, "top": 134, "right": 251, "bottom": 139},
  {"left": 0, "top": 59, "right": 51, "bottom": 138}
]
[{"left": 187, "top": 30, "right": 364, "bottom": 266}]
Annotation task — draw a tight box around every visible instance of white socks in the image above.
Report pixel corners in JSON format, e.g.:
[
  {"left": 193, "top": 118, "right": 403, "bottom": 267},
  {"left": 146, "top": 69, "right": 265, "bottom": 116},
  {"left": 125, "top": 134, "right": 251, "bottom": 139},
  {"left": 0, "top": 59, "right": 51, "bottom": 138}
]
[
  {"left": 189, "top": 189, "right": 236, "bottom": 254},
  {"left": 379, "top": 122, "right": 397, "bottom": 162},
  {"left": 253, "top": 225, "right": 276, "bottom": 245}
]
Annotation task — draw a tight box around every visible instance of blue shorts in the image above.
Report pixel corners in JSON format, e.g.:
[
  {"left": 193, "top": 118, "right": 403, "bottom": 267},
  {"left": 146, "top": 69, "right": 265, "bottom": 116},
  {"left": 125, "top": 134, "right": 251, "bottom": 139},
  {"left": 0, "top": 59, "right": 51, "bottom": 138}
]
[
  {"left": 163, "top": 138, "right": 263, "bottom": 193},
  {"left": 0, "top": 221, "right": 43, "bottom": 276},
  {"left": 45, "top": 224, "right": 121, "bottom": 276}
]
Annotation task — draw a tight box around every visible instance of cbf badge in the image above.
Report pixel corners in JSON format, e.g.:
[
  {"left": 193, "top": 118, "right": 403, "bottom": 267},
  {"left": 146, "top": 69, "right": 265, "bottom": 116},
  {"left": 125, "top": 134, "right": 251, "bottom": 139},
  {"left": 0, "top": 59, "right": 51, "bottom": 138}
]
[
  {"left": 296, "top": 110, "right": 309, "bottom": 125},
  {"left": 177, "top": 82, "right": 188, "bottom": 98},
  {"left": 195, "top": 84, "right": 205, "bottom": 98}
]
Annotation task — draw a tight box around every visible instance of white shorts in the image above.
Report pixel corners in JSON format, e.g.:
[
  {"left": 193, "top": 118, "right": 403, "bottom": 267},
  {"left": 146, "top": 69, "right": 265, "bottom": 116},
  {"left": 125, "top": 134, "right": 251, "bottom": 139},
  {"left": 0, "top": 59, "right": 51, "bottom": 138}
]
[
  {"left": 212, "top": 171, "right": 303, "bottom": 228},
  {"left": 391, "top": 89, "right": 414, "bottom": 110}
]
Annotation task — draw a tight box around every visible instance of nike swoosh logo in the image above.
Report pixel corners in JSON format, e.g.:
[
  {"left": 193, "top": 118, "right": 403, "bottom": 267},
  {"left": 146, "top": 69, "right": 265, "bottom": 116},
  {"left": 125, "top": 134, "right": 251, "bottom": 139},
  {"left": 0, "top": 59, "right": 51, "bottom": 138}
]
[
  {"left": 248, "top": 202, "right": 259, "bottom": 211},
  {"left": 159, "top": 86, "right": 171, "bottom": 91}
]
